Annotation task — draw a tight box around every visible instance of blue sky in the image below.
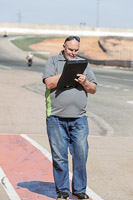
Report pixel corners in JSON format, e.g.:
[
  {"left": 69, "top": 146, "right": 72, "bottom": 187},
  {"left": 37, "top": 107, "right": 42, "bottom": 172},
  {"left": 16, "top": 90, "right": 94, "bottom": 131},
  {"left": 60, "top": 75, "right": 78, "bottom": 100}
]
[{"left": 1, "top": 0, "right": 133, "bottom": 29}]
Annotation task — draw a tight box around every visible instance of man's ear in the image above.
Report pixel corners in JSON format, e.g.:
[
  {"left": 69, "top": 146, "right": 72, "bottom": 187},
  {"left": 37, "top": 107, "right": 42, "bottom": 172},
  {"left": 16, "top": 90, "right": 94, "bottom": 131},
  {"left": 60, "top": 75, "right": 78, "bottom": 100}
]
[{"left": 63, "top": 44, "right": 65, "bottom": 48}]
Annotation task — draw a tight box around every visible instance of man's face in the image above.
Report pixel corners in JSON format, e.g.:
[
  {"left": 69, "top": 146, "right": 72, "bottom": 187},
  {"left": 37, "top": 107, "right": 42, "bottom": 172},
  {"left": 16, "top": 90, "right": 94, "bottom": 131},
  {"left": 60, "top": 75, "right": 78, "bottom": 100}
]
[{"left": 63, "top": 39, "right": 80, "bottom": 60}]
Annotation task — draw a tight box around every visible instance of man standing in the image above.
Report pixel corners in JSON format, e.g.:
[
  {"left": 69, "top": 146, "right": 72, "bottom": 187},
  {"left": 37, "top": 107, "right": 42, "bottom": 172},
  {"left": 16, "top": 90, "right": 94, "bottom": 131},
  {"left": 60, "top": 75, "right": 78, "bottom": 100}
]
[{"left": 42, "top": 36, "right": 97, "bottom": 200}]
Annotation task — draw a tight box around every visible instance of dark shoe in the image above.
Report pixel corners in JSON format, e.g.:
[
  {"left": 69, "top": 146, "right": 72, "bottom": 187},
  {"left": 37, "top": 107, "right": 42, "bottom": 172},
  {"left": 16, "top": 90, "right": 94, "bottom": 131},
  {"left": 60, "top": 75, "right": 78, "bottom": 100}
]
[
  {"left": 72, "top": 192, "right": 89, "bottom": 199},
  {"left": 57, "top": 192, "right": 69, "bottom": 200}
]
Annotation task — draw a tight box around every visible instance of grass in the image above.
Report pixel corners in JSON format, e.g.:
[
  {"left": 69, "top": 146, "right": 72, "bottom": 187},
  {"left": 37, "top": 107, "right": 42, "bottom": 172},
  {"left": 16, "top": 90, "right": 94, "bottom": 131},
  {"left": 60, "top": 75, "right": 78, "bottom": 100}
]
[{"left": 11, "top": 35, "right": 64, "bottom": 60}]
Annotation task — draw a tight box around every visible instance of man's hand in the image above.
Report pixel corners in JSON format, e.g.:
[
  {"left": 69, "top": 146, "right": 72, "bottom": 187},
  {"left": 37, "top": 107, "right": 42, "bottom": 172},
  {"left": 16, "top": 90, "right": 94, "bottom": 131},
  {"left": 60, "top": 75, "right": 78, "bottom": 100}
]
[
  {"left": 75, "top": 74, "right": 96, "bottom": 94},
  {"left": 75, "top": 74, "right": 86, "bottom": 85}
]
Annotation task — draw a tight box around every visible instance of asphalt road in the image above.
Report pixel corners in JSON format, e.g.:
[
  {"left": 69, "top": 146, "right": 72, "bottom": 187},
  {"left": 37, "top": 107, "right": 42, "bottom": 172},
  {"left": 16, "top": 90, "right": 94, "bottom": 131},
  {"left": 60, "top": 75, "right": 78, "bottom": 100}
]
[
  {"left": 0, "top": 36, "right": 133, "bottom": 137},
  {"left": 87, "top": 66, "right": 133, "bottom": 136}
]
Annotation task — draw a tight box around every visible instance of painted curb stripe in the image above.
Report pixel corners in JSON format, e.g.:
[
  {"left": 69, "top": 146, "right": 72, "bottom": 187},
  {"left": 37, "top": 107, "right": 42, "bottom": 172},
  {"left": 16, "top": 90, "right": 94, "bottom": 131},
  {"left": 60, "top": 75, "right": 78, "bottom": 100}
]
[
  {"left": 0, "top": 135, "right": 54, "bottom": 200},
  {"left": 0, "top": 167, "right": 21, "bottom": 200}
]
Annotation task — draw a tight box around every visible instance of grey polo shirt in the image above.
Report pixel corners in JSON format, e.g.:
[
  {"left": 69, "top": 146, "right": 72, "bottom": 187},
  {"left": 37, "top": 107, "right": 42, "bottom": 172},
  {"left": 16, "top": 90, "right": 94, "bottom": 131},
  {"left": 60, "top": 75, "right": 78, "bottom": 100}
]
[{"left": 42, "top": 51, "right": 97, "bottom": 118}]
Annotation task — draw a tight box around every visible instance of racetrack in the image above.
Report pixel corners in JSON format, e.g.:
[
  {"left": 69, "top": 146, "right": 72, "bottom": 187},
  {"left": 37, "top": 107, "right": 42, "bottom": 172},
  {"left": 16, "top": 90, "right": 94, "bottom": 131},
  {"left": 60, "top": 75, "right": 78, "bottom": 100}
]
[{"left": 0, "top": 35, "right": 133, "bottom": 200}]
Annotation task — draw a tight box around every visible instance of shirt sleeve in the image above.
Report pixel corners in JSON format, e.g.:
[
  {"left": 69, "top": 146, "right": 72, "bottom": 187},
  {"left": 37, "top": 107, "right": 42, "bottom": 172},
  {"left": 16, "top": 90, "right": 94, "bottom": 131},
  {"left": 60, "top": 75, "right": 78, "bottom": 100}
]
[
  {"left": 85, "top": 63, "right": 97, "bottom": 85},
  {"left": 42, "top": 56, "right": 57, "bottom": 81}
]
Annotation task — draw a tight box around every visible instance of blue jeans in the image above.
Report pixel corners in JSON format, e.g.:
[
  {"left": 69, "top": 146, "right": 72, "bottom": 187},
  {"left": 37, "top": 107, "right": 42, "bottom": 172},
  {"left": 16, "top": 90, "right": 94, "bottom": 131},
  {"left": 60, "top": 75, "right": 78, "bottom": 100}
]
[{"left": 46, "top": 115, "right": 89, "bottom": 194}]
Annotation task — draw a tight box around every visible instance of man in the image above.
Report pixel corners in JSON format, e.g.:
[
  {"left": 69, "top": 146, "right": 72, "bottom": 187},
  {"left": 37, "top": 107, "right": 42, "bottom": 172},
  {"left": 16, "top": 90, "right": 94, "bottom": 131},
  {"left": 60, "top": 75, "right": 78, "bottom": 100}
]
[{"left": 42, "top": 36, "right": 97, "bottom": 200}]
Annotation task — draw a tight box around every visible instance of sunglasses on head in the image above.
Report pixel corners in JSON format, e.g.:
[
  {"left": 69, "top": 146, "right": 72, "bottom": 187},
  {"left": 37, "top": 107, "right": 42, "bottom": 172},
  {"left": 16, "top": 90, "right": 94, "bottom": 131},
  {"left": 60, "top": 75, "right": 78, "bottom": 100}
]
[{"left": 64, "top": 36, "right": 80, "bottom": 43}]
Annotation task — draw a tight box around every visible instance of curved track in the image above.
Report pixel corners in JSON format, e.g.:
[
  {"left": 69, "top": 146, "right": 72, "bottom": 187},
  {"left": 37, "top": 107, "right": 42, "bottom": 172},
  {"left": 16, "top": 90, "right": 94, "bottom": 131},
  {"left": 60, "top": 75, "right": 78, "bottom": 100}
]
[{"left": 1, "top": 36, "right": 133, "bottom": 136}]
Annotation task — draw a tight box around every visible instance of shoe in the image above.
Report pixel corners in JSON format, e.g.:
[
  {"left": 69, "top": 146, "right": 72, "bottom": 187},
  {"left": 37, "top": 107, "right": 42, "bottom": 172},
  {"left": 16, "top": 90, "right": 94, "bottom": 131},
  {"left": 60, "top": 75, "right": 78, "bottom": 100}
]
[
  {"left": 72, "top": 192, "right": 89, "bottom": 200},
  {"left": 57, "top": 192, "right": 69, "bottom": 200}
]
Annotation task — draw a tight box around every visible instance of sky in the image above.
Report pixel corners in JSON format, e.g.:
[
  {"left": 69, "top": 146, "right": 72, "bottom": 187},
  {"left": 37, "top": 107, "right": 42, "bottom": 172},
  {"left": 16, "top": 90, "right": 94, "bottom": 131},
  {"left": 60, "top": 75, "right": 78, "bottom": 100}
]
[{"left": 1, "top": 0, "right": 133, "bottom": 29}]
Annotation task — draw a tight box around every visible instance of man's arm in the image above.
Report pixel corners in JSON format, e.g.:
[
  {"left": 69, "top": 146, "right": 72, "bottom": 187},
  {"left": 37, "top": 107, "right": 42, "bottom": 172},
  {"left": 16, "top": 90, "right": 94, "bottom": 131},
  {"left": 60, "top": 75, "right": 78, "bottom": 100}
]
[
  {"left": 81, "top": 80, "right": 96, "bottom": 94},
  {"left": 43, "top": 74, "right": 61, "bottom": 89}
]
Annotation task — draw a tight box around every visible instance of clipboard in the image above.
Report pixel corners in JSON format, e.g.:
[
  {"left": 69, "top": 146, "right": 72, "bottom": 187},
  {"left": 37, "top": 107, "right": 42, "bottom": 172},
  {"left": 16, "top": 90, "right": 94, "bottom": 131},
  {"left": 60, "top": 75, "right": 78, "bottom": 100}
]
[{"left": 57, "top": 59, "right": 88, "bottom": 90}]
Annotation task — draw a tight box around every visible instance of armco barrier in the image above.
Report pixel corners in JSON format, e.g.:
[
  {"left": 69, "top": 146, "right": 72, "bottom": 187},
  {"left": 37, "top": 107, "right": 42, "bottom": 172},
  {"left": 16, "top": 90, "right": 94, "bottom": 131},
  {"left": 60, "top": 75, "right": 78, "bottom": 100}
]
[
  {"left": 79, "top": 54, "right": 132, "bottom": 68},
  {"left": 88, "top": 59, "right": 132, "bottom": 68}
]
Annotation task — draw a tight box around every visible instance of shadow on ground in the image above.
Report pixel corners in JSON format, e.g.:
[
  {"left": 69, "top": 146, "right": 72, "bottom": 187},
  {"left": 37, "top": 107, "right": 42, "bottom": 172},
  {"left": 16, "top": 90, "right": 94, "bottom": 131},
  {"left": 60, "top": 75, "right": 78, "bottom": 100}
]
[{"left": 18, "top": 181, "right": 77, "bottom": 199}]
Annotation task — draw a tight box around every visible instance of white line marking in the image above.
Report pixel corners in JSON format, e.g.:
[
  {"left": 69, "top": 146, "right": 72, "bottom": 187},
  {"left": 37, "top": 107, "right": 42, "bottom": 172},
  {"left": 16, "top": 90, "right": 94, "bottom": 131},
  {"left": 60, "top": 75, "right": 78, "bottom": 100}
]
[
  {"left": 98, "top": 84, "right": 103, "bottom": 87},
  {"left": 123, "top": 89, "right": 129, "bottom": 91},
  {"left": 98, "top": 84, "right": 120, "bottom": 90},
  {"left": 114, "top": 86, "right": 119, "bottom": 89},
  {"left": 97, "top": 74, "right": 133, "bottom": 82},
  {"left": 0, "top": 65, "right": 11, "bottom": 70},
  {"left": 0, "top": 167, "right": 21, "bottom": 200},
  {"left": 105, "top": 85, "right": 111, "bottom": 88},
  {"left": 103, "top": 66, "right": 117, "bottom": 69},
  {"left": 98, "top": 84, "right": 131, "bottom": 92},
  {"left": 27, "top": 51, "right": 50, "bottom": 55},
  {"left": 21, "top": 134, "right": 52, "bottom": 162},
  {"left": 127, "top": 101, "right": 133, "bottom": 104},
  {"left": 21, "top": 134, "right": 104, "bottom": 200}
]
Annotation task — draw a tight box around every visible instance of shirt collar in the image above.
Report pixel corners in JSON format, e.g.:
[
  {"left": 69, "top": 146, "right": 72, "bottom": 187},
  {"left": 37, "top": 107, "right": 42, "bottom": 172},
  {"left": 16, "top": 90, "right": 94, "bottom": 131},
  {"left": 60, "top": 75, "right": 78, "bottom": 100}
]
[{"left": 58, "top": 50, "right": 66, "bottom": 61}]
